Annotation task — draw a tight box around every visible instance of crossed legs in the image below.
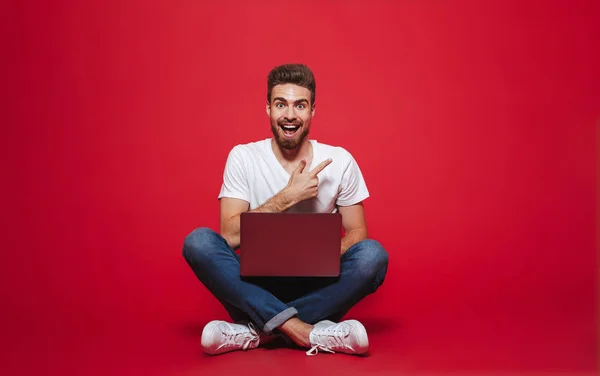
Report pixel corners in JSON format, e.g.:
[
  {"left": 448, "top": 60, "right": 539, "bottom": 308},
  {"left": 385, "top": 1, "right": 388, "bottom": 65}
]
[{"left": 182, "top": 227, "right": 388, "bottom": 353}]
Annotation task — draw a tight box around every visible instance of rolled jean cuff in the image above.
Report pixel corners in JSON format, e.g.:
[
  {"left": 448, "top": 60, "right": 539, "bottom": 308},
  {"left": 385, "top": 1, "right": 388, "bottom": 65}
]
[{"left": 263, "top": 307, "right": 298, "bottom": 335}]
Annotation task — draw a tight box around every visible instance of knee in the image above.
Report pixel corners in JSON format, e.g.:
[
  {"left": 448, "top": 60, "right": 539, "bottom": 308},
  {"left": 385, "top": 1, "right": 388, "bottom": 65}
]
[
  {"left": 354, "top": 239, "right": 389, "bottom": 284},
  {"left": 182, "top": 227, "right": 222, "bottom": 263}
]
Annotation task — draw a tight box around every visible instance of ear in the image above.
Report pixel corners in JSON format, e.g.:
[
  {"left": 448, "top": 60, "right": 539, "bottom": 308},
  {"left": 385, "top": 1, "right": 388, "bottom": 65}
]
[
  {"left": 311, "top": 102, "right": 316, "bottom": 116},
  {"left": 266, "top": 101, "right": 271, "bottom": 116}
]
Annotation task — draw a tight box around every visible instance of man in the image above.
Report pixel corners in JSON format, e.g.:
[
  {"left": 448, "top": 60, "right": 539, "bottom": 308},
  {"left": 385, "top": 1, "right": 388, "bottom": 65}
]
[{"left": 182, "top": 63, "right": 388, "bottom": 356}]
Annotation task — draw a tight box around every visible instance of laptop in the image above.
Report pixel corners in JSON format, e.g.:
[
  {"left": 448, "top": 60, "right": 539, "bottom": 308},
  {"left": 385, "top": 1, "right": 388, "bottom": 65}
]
[{"left": 239, "top": 212, "right": 342, "bottom": 277}]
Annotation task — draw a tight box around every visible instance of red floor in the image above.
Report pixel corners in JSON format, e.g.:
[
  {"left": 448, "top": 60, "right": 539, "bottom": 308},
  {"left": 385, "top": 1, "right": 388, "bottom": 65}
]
[{"left": 2, "top": 296, "right": 596, "bottom": 376}]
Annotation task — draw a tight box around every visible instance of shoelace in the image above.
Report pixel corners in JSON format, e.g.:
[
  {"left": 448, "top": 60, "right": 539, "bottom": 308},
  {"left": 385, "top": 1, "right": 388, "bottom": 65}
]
[
  {"left": 217, "top": 322, "right": 260, "bottom": 351},
  {"left": 306, "top": 323, "right": 351, "bottom": 356}
]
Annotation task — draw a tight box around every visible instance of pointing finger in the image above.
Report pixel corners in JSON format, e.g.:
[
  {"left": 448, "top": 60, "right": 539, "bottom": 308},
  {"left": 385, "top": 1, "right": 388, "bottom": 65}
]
[{"left": 309, "top": 158, "right": 332, "bottom": 176}]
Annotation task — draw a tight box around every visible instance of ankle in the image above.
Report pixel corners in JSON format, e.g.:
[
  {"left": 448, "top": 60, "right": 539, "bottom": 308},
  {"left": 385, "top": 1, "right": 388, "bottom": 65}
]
[{"left": 279, "top": 318, "right": 313, "bottom": 348}]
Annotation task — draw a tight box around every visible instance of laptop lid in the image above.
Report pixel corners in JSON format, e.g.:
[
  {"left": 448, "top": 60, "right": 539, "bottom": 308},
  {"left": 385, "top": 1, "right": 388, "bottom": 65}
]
[{"left": 239, "top": 212, "right": 342, "bottom": 277}]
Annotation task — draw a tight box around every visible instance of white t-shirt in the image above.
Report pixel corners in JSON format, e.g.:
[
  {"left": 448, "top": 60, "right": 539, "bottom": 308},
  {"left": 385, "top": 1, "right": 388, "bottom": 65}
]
[{"left": 218, "top": 138, "right": 370, "bottom": 213}]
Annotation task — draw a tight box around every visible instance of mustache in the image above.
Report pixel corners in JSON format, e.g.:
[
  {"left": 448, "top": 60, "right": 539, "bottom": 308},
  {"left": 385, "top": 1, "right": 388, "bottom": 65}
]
[{"left": 277, "top": 119, "right": 303, "bottom": 126}]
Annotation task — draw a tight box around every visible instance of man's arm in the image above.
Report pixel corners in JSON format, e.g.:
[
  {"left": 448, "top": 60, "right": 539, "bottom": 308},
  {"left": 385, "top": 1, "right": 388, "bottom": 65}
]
[{"left": 338, "top": 202, "right": 368, "bottom": 255}]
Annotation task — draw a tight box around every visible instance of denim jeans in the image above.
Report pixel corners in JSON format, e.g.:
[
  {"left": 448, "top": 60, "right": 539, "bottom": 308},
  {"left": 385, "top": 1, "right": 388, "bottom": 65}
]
[{"left": 182, "top": 227, "right": 388, "bottom": 335}]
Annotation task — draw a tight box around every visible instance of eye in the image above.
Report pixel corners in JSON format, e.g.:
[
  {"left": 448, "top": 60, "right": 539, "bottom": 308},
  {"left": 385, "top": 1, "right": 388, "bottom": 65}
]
[
  {"left": 276, "top": 103, "right": 285, "bottom": 108},
  {"left": 297, "top": 104, "right": 306, "bottom": 109}
]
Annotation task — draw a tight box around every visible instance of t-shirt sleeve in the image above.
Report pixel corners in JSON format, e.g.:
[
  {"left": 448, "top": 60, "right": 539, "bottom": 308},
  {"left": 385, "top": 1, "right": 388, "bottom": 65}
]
[
  {"left": 218, "top": 146, "right": 250, "bottom": 202},
  {"left": 336, "top": 150, "right": 370, "bottom": 206}
]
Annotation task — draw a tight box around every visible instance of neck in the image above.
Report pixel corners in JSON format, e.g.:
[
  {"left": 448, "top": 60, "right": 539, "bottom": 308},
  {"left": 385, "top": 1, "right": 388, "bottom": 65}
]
[{"left": 271, "top": 138, "right": 312, "bottom": 162}]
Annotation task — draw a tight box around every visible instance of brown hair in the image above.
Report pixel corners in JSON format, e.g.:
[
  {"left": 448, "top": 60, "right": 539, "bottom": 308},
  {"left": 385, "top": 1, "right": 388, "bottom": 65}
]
[{"left": 267, "top": 64, "right": 316, "bottom": 105}]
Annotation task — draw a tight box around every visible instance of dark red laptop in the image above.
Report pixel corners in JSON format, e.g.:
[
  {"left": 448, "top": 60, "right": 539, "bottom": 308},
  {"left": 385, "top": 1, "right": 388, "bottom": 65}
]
[{"left": 239, "top": 212, "right": 342, "bottom": 277}]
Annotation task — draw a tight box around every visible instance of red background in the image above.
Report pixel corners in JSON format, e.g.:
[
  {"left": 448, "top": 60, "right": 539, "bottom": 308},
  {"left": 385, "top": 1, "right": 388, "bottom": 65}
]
[{"left": 2, "top": 1, "right": 598, "bottom": 375}]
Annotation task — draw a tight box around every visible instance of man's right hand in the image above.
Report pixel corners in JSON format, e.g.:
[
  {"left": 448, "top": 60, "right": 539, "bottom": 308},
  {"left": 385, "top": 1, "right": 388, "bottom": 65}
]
[{"left": 283, "top": 158, "right": 333, "bottom": 204}]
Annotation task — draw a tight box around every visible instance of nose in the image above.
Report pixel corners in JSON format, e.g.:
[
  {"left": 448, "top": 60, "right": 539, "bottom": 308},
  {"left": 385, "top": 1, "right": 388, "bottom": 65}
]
[{"left": 285, "top": 106, "right": 296, "bottom": 121}]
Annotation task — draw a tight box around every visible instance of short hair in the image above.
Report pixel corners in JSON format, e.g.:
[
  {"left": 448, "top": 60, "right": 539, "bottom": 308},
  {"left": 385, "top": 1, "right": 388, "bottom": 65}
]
[{"left": 267, "top": 64, "right": 316, "bottom": 105}]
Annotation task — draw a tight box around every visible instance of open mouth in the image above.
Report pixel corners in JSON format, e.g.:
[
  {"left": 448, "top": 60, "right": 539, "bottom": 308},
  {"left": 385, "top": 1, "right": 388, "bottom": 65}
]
[{"left": 280, "top": 124, "right": 301, "bottom": 138}]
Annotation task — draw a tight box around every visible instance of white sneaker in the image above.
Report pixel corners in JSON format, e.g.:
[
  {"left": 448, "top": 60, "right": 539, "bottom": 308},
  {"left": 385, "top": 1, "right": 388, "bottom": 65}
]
[
  {"left": 201, "top": 320, "right": 261, "bottom": 355},
  {"left": 306, "top": 319, "right": 369, "bottom": 356}
]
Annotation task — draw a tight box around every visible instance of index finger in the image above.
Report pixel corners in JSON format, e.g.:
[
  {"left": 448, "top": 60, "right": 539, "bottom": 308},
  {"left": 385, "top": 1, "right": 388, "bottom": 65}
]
[{"left": 309, "top": 158, "right": 332, "bottom": 176}]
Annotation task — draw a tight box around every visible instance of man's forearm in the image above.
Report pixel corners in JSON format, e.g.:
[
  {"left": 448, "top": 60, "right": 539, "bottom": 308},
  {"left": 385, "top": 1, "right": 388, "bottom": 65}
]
[
  {"left": 252, "top": 189, "right": 296, "bottom": 214},
  {"left": 222, "top": 189, "right": 297, "bottom": 249},
  {"left": 340, "top": 228, "right": 368, "bottom": 255}
]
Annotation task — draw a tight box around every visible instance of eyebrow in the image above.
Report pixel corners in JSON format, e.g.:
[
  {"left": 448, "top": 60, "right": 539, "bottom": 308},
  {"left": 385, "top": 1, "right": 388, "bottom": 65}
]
[{"left": 272, "top": 97, "right": 309, "bottom": 105}]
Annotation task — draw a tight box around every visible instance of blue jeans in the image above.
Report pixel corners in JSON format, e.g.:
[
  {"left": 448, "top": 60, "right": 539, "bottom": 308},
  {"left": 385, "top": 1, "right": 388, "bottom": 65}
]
[{"left": 182, "top": 228, "right": 388, "bottom": 335}]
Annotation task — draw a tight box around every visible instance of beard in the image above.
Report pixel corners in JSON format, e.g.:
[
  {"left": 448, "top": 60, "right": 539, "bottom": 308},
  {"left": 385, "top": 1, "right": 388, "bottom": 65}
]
[{"left": 271, "top": 119, "right": 310, "bottom": 150}]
